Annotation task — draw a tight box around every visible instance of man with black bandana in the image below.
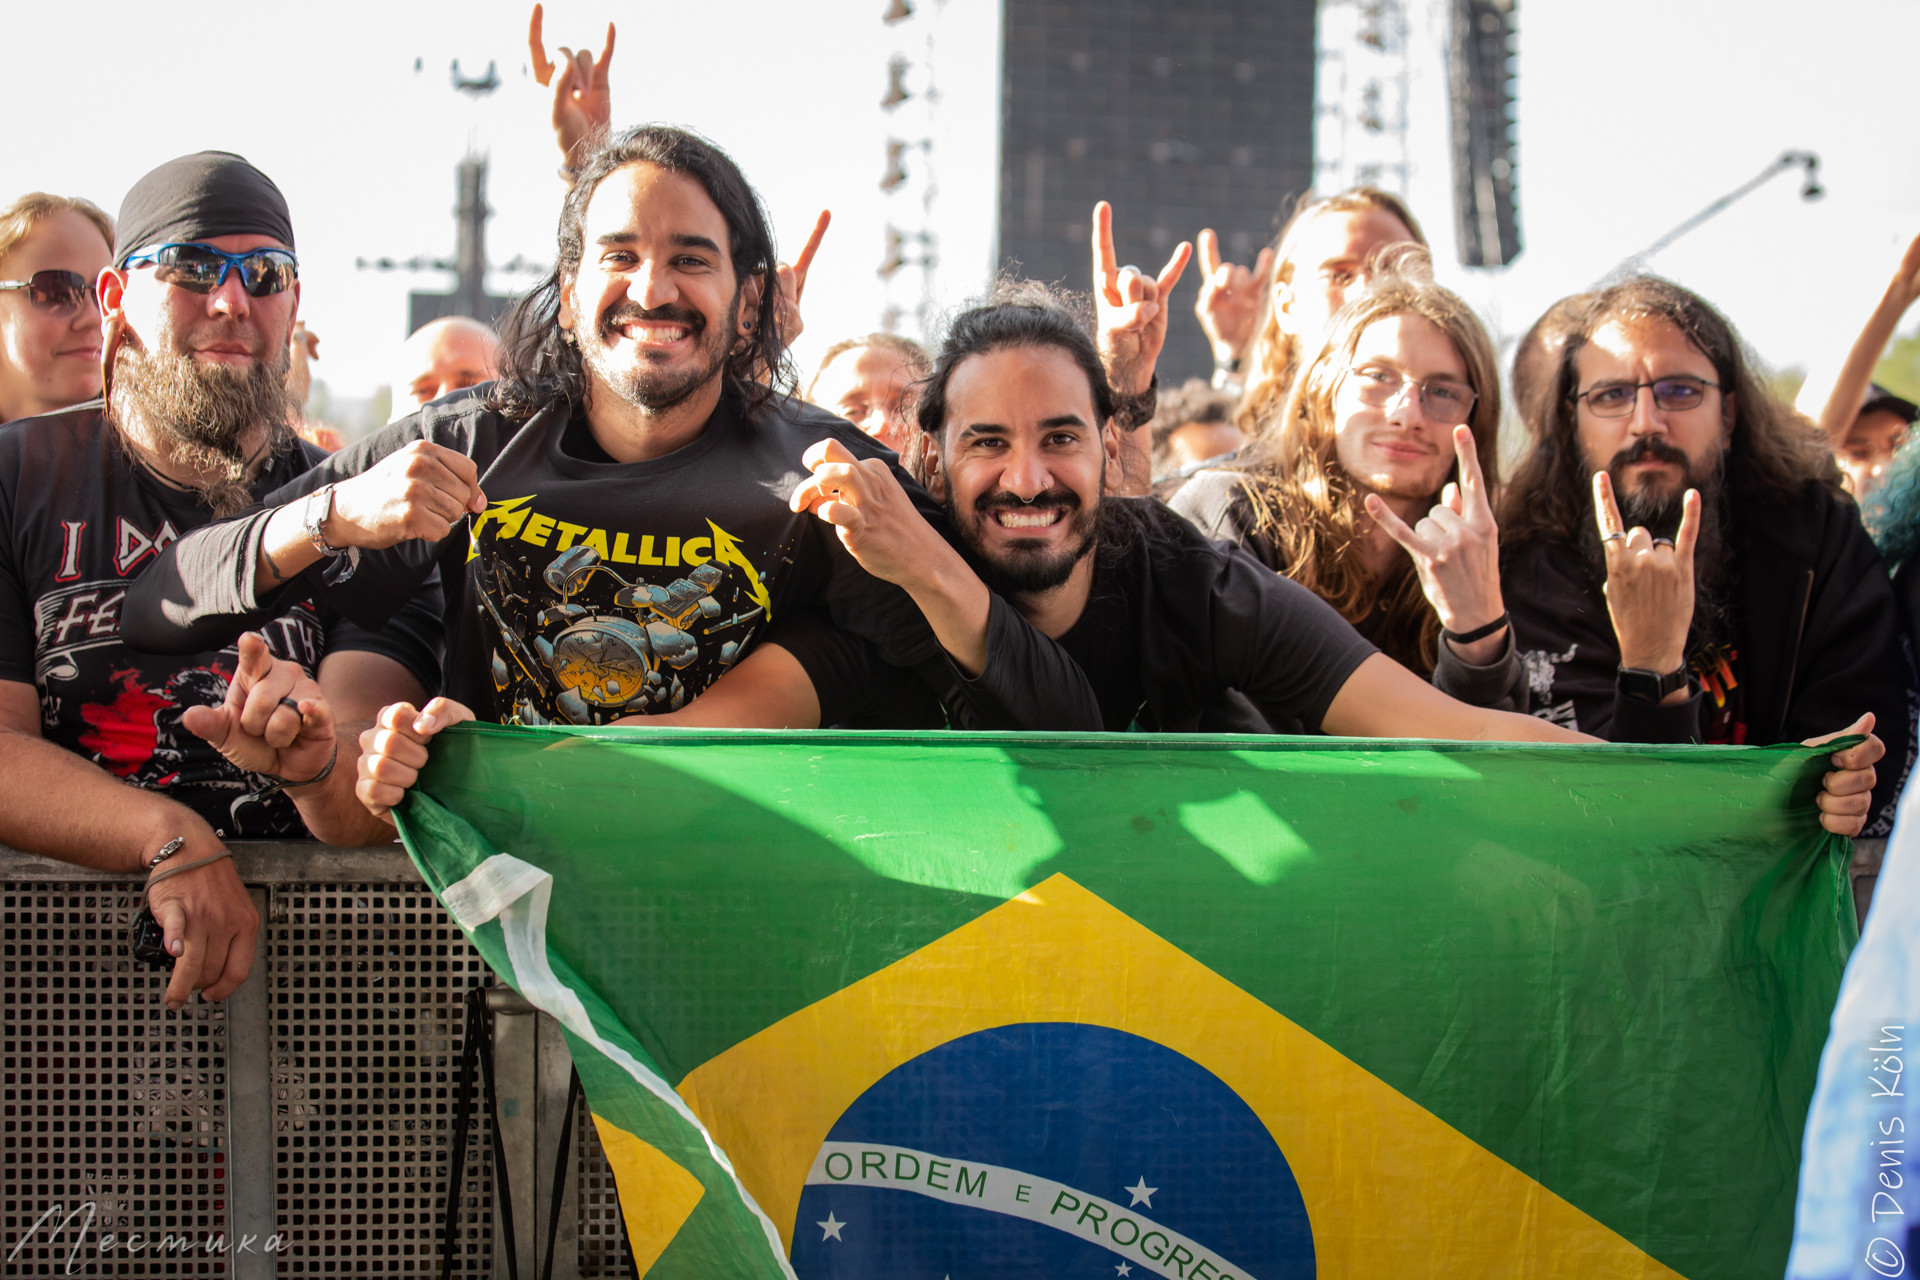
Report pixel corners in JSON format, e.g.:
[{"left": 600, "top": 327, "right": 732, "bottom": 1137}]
[
  {"left": 0, "top": 152, "right": 443, "bottom": 1010},
  {"left": 120, "top": 126, "right": 1101, "bottom": 768},
  {"left": 1497, "top": 277, "right": 1912, "bottom": 835}
]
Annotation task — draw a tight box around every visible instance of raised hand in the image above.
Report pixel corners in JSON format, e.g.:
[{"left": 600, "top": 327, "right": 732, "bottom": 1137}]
[
  {"left": 1193, "top": 229, "right": 1274, "bottom": 367},
  {"left": 182, "top": 632, "right": 335, "bottom": 782},
  {"left": 356, "top": 697, "right": 476, "bottom": 823},
  {"left": 1364, "top": 425, "right": 1506, "bottom": 662},
  {"left": 1092, "top": 202, "right": 1192, "bottom": 396},
  {"left": 1593, "top": 471, "right": 1697, "bottom": 674},
  {"left": 790, "top": 437, "right": 992, "bottom": 673},
  {"left": 1803, "top": 713, "right": 1884, "bottom": 837},
  {"left": 789, "top": 437, "right": 949, "bottom": 587},
  {"left": 329, "top": 441, "right": 487, "bottom": 549},
  {"left": 774, "top": 210, "right": 831, "bottom": 348},
  {"left": 531, "top": 4, "right": 615, "bottom": 172}
]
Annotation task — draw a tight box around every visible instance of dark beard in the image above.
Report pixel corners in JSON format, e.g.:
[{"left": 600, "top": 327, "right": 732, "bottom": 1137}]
[
  {"left": 949, "top": 485, "right": 1102, "bottom": 596},
  {"left": 110, "top": 342, "right": 295, "bottom": 517},
  {"left": 582, "top": 296, "right": 737, "bottom": 412},
  {"left": 1578, "top": 436, "right": 1735, "bottom": 646}
]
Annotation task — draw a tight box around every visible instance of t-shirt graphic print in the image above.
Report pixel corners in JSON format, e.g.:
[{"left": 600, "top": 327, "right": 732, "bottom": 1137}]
[{"left": 468, "top": 496, "right": 779, "bottom": 725}]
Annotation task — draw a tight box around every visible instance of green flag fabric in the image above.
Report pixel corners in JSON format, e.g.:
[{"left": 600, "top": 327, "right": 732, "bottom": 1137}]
[{"left": 395, "top": 724, "right": 1855, "bottom": 1280}]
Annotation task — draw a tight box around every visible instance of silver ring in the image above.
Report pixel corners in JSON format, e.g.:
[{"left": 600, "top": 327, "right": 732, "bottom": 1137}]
[
  {"left": 1119, "top": 264, "right": 1141, "bottom": 275},
  {"left": 1603, "top": 532, "right": 1628, "bottom": 543},
  {"left": 1652, "top": 537, "right": 1675, "bottom": 548}
]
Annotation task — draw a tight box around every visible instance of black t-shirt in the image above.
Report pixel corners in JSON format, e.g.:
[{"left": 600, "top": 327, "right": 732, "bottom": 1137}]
[
  {"left": 120, "top": 384, "right": 1082, "bottom": 728},
  {"left": 777, "top": 499, "right": 1379, "bottom": 733},
  {"left": 0, "top": 404, "right": 444, "bottom": 838}
]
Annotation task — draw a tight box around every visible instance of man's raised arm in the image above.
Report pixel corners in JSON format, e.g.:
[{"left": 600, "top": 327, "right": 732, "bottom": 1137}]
[
  {"left": 121, "top": 417, "right": 487, "bottom": 655},
  {"left": 789, "top": 438, "right": 1103, "bottom": 730}
]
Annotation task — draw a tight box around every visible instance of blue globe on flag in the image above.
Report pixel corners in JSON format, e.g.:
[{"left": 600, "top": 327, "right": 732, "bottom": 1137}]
[{"left": 792, "top": 1022, "right": 1315, "bottom": 1278}]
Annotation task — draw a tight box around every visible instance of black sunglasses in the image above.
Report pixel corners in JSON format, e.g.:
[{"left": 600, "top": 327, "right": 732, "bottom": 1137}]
[
  {"left": 0, "top": 269, "right": 97, "bottom": 316},
  {"left": 123, "top": 243, "right": 299, "bottom": 297}
]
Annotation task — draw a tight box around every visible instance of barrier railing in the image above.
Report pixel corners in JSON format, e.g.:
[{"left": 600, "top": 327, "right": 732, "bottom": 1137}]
[{"left": 0, "top": 842, "right": 628, "bottom": 1279}]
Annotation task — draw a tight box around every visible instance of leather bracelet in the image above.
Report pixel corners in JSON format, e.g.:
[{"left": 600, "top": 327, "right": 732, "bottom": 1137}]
[
  {"left": 250, "top": 742, "right": 339, "bottom": 800},
  {"left": 145, "top": 849, "right": 234, "bottom": 893},
  {"left": 1442, "top": 611, "right": 1510, "bottom": 645},
  {"left": 145, "top": 836, "right": 186, "bottom": 872}
]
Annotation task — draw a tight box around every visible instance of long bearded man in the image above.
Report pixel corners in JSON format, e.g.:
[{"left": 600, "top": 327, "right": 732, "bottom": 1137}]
[
  {"left": 1498, "top": 276, "right": 1912, "bottom": 835},
  {"left": 0, "top": 153, "right": 442, "bottom": 1010}
]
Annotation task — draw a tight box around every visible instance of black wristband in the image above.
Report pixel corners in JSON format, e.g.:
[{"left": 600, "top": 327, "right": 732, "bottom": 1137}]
[
  {"left": 1442, "top": 611, "right": 1509, "bottom": 645},
  {"left": 1618, "top": 665, "right": 1693, "bottom": 703}
]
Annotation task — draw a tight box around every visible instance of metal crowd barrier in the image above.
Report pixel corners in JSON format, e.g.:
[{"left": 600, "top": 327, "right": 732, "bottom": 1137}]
[
  {"left": 0, "top": 842, "right": 630, "bottom": 1278},
  {"left": 3, "top": 832, "right": 1890, "bottom": 1278}
]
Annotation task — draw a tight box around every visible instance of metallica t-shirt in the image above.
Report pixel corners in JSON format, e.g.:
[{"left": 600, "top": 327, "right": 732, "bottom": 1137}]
[
  {"left": 121, "top": 384, "right": 1023, "bottom": 728},
  {"left": 0, "top": 405, "right": 443, "bottom": 838}
]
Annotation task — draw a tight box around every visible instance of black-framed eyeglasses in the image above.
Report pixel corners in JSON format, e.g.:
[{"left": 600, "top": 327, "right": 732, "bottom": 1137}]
[
  {"left": 1344, "top": 364, "right": 1478, "bottom": 426},
  {"left": 122, "top": 242, "right": 298, "bottom": 297},
  {"left": 0, "top": 269, "right": 96, "bottom": 316},
  {"left": 1576, "top": 376, "right": 1720, "bottom": 417}
]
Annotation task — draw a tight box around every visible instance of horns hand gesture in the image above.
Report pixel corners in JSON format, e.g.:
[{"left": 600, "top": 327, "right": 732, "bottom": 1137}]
[
  {"left": 1592, "top": 470, "right": 1699, "bottom": 677},
  {"left": 1364, "top": 425, "right": 1508, "bottom": 662},
  {"left": 1092, "top": 201, "right": 1191, "bottom": 396},
  {"left": 1194, "top": 229, "right": 1274, "bottom": 368},
  {"left": 531, "top": 4, "right": 615, "bottom": 172}
]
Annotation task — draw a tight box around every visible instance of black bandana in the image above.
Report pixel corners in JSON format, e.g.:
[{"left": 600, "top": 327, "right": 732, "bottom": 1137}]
[{"left": 113, "top": 152, "right": 294, "bottom": 268}]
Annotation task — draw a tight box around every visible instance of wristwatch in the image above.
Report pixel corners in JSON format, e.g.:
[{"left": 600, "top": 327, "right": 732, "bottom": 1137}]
[
  {"left": 1618, "top": 664, "right": 1693, "bottom": 703},
  {"left": 303, "top": 484, "right": 347, "bottom": 557}
]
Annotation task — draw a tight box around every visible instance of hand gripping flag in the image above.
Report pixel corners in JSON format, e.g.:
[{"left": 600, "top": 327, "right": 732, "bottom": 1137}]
[{"left": 395, "top": 725, "right": 1856, "bottom": 1280}]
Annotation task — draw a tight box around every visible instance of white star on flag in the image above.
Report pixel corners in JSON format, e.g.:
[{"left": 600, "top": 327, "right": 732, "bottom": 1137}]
[
  {"left": 1116, "top": 1264, "right": 1135, "bottom": 1277},
  {"left": 1125, "top": 1176, "right": 1158, "bottom": 1208},
  {"left": 817, "top": 1211, "right": 845, "bottom": 1242}
]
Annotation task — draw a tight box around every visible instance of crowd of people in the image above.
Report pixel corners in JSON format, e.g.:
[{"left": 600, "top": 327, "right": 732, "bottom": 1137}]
[{"left": 0, "top": 8, "right": 1905, "bottom": 1013}]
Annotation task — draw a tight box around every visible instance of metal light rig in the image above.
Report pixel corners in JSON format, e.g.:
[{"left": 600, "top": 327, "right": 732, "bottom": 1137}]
[{"left": 876, "top": 0, "right": 942, "bottom": 339}]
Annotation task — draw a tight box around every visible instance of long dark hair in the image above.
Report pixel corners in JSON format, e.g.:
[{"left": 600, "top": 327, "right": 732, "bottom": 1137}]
[
  {"left": 488, "top": 125, "right": 792, "bottom": 422},
  {"left": 1499, "top": 275, "right": 1838, "bottom": 548}
]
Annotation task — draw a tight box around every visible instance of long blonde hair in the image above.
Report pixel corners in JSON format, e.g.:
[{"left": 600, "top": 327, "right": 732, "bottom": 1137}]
[
  {"left": 1229, "top": 249, "right": 1500, "bottom": 676},
  {"left": 1235, "top": 187, "right": 1425, "bottom": 437}
]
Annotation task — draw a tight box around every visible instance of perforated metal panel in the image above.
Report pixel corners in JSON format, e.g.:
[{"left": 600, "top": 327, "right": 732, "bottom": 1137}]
[
  {"left": 574, "top": 1109, "right": 633, "bottom": 1276},
  {"left": 1, "top": 850, "right": 641, "bottom": 1279},
  {"left": 270, "top": 884, "right": 494, "bottom": 1275},
  {"left": 1, "top": 882, "right": 230, "bottom": 1277}
]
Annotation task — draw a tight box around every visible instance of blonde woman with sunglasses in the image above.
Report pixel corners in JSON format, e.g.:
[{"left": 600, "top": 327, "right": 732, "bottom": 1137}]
[{"left": 0, "top": 193, "right": 113, "bottom": 424}]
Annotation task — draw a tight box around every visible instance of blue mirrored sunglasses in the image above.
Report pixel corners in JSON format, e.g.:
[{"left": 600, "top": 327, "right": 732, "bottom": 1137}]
[{"left": 123, "top": 243, "right": 298, "bottom": 297}]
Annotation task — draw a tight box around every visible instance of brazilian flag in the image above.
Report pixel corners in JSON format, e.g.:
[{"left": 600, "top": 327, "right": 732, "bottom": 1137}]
[{"left": 396, "top": 725, "right": 1855, "bottom": 1279}]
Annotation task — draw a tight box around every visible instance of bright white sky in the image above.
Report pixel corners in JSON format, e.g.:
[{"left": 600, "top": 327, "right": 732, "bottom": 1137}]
[{"left": 7, "top": 0, "right": 1919, "bottom": 426}]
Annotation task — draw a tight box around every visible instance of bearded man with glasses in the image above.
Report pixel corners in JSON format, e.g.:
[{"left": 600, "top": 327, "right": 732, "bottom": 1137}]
[
  {"left": 1499, "top": 276, "right": 1912, "bottom": 836},
  {"left": 0, "top": 153, "right": 443, "bottom": 1013}
]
